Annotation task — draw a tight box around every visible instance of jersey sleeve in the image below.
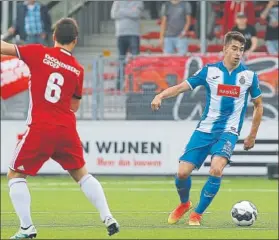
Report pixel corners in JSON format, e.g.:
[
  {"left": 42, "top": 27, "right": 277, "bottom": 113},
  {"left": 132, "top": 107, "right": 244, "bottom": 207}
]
[
  {"left": 185, "top": 66, "right": 208, "bottom": 90},
  {"left": 73, "top": 68, "right": 84, "bottom": 99},
  {"left": 15, "top": 44, "right": 44, "bottom": 67},
  {"left": 249, "top": 73, "right": 262, "bottom": 99}
]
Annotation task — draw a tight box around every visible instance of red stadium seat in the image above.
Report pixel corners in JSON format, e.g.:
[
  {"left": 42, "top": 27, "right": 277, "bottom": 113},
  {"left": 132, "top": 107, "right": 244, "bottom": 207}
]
[
  {"left": 207, "top": 44, "right": 223, "bottom": 52},
  {"left": 140, "top": 45, "right": 163, "bottom": 53},
  {"left": 140, "top": 45, "right": 152, "bottom": 52},
  {"left": 188, "top": 44, "right": 200, "bottom": 52},
  {"left": 149, "top": 45, "right": 163, "bottom": 53},
  {"left": 141, "top": 32, "right": 160, "bottom": 40}
]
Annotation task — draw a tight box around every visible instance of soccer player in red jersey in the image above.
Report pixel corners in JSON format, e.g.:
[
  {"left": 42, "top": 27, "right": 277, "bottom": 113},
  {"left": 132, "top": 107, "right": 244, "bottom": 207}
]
[{"left": 1, "top": 18, "right": 119, "bottom": 239}]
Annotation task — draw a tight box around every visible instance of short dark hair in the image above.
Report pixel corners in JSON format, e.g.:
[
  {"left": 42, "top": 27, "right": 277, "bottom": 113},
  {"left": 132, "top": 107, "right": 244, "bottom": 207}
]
[
  {"left": 224, "top": 31, "right": 246, "bottom": 46},
  {"left": 54, "top": 18, "right": 79, "bottom": 45}
]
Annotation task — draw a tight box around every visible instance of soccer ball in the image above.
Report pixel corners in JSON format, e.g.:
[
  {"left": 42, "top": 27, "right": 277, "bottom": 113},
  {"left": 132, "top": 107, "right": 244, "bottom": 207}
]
[{"left": 231, "top": 201, "right": 258, "bottom": 226}]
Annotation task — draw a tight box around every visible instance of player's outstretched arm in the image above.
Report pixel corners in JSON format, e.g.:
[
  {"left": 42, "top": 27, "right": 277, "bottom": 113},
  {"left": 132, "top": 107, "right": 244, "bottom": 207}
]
[
  {"left": 0, "top": 40, "right": 17, "bottom": 56},
  {"left": 243, "top": 96, "right": 263, "bottom": 150},
  {"left": 151, "top": 81, "right": 190, "bottom": 111}
]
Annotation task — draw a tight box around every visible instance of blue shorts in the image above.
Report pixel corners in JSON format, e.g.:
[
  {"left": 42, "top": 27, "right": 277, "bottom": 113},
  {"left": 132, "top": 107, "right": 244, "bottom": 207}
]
[{"left": 179, "top": 130, "right": 238, "bottom": 169}]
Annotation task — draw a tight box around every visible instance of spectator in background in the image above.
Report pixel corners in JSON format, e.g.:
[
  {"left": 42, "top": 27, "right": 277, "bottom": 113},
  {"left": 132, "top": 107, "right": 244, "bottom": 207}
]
[
  {"left": 160, "top": 0, "right": 192, "bottom": 55},
  {"left": 232, "top": 12, "right": 258, "bottom": 54},
  {"left": 260, "top": 0, "right": 279, "bottom": 54},
  {"left": 7, "top": 0, "right": 51, "bottom": 45},
  {"left": 223, "top": 0, "right": 255, "bottom": 34},
  {"left": 111, "top": 1, "right": 144, "bottom": 90}
]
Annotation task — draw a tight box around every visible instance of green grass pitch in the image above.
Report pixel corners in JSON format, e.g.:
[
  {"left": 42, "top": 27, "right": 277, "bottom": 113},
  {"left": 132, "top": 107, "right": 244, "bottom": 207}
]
[{"left": 1, "top": 176, "right": 278, "bottom": 239}]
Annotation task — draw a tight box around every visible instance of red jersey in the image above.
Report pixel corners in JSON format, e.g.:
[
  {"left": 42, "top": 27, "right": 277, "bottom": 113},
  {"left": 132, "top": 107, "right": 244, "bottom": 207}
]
[
  {"left": 223, "top": 1, "right": 256, "bottom": 34},
  {"left": 15, "top": 44, "right": 84, "bottom": 127}
]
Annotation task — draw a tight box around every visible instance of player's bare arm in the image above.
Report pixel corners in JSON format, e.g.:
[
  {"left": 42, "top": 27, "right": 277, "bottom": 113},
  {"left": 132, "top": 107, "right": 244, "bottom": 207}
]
[
  {"left": 244, "top": 96, "right": 263, "bottom": 151},
  {"left": 151, "top": 81, "right": 191, "bottom": 111},
  {"left": 0, "top": 40, "right": 17, "bottom": 56},
  {"left": 70, "top": 98, "right": 81, "bottom": 112}
]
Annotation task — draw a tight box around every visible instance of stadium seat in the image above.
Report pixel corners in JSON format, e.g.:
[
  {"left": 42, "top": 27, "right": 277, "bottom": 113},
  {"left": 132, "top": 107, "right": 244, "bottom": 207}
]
[
  {"left": 141, "top": 32, "right": 160, "bottom": 40},
  {"left": 148, "top": 45, "right": 163, "bottom": 53},
  {"left": 140, "top": 45, "right": 152, "bottom": 52},
  {"left": 188, "top": 44, "right": 200, "bottom": 52},
  {"left": 207, "top": 44, "right": 223, "bottom": 52}
]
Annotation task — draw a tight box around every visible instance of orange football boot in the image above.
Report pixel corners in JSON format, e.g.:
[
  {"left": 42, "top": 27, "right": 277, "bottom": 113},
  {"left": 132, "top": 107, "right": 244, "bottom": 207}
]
[
  {"left": 188, "top": 212, "right": 202, "bottom": 226},
  {"left": 168, "top": 201, "right": 192, "bottom": 224}
]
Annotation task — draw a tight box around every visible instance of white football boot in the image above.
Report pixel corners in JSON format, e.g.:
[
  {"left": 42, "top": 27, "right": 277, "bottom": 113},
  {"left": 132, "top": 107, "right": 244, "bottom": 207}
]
[{"left": 10, "top": 225, "right": 37, "bottom": 239}]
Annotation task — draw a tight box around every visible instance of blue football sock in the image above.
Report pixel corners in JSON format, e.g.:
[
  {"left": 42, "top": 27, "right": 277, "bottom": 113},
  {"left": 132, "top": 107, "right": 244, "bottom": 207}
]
[
  {"left": 195, "top": 175, "right": 221, "bottom": 214},
  {"left": 175, "top": 175, "right": 192, "bottom": 203}
]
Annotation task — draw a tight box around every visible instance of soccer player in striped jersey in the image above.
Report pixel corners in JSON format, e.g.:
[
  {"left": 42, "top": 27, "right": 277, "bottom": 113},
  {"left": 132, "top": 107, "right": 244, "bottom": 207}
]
[{"left": 151, "top": 31, "right": 263, "bottom": 226}]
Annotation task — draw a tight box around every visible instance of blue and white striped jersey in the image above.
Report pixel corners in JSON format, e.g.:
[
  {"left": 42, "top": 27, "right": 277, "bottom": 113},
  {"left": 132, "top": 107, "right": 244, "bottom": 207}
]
[{"left": 186, "top": 61, "right": 261, "bottom": 135}]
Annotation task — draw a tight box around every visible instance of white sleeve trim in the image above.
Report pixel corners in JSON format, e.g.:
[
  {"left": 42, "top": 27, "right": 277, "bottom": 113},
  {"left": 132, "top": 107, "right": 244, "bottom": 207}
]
[
  {"left": 251, "top": 94, "right": 262, "bottom": 100},
  {"left": 14, "top": 45, "right": 21, "bottom": 59},
  {"left": 185, "top": 79, "right": 193, "bottom": 90}
]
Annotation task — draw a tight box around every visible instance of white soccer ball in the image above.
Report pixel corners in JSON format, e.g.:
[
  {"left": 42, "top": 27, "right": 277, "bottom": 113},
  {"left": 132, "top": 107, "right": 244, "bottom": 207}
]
[{"left": 231, "top": 201, "right": 258, "bottom": 226}]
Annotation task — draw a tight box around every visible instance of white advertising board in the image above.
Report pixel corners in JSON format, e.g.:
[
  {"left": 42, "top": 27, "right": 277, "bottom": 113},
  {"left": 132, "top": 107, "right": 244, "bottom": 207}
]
[{"left": 1, "top": 121, "right": 278, "bottom": 175}]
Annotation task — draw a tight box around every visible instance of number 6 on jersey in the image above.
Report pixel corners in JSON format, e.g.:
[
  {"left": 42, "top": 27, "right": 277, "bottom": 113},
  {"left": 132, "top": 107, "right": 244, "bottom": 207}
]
[{"left": 44, "top": 72, "right": 64, "bottom": 103}]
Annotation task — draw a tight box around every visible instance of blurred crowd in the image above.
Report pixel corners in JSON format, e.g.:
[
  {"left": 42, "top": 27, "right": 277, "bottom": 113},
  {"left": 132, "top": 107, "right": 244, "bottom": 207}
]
[
  {"left": 111, "top": 0, "right": 278, "bottom": 58},
  {"left": 2, "top": 0, "right": 278, "bottom": 57},
  {"left": 4, "top": 0, "right": 52, "bottom": 45}
]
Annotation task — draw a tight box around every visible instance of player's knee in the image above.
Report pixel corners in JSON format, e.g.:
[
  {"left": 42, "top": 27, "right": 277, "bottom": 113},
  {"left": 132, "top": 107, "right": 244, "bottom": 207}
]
[
  {"left": 177, "top": 161, "right": 194, "bottom": 179},
  {"left": 177, "top": 169, "right": 190, "bottom": 179},
  {"left": 209, "top": 167, "right": 223, "bottom": 177}
]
